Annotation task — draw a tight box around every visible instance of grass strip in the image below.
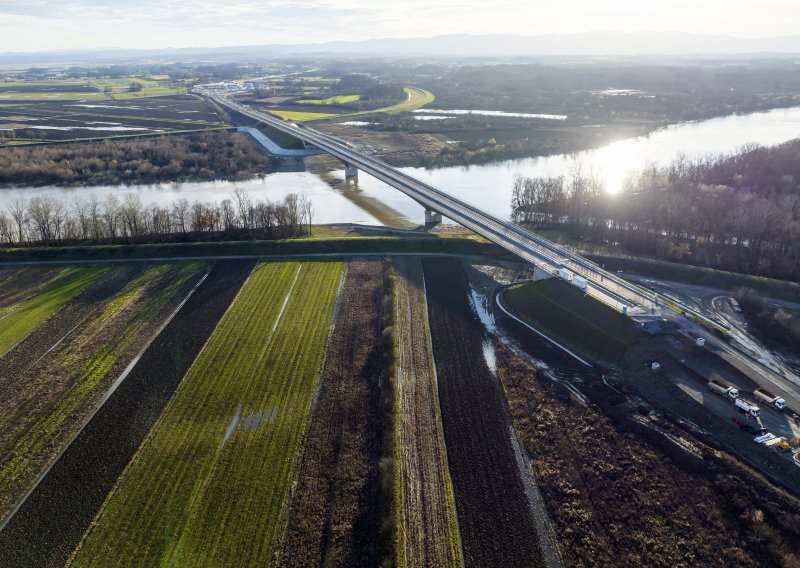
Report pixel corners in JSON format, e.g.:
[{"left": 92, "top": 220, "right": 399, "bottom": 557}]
[
  {"left": 0, "top": 235, "right": 496, "bottom": 263},
  {"left": 0, "top": 266, "right": 105, "bottom": 356}
]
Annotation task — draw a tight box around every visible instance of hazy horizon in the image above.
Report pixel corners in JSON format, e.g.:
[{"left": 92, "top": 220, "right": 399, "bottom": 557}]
[{"left": 1, "top": 0, "right": 800, "bottom": 54}]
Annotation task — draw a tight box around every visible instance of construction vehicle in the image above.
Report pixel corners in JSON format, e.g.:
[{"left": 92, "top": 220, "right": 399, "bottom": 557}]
[
  {"left": 765, "top": 436, "right": 786, "bottom": 448},
  {"left": 770, "top": 438, "right": 793, "bottom": 451},
  {"left": 754, "top": 387, "right": 787, "bottom": 410},
  {"left": 735, "top": 398, "right": 760, "bottom": 418},
  {"left": 708, "top": 379, "right": 739, "bottom": 400}
]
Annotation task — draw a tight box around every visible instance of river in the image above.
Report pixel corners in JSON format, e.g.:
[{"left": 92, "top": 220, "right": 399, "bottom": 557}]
[{"left": 4, "top": 105, "right": 800, "bottom": 225}]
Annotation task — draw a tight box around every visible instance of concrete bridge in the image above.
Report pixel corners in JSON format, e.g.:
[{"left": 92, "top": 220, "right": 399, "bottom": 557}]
[{"left": 209, "top": 93, "right": 665, "bottom": 315}]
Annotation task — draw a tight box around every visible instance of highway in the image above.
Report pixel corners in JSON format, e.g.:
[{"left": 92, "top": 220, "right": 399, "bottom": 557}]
[{"left": 208, "top": 93, "right": 662, "bottom": 312}]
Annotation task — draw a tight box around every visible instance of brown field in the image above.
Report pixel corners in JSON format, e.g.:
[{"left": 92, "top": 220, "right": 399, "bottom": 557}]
[
  {"left": 393, "top": 257, "right": 461, "bottom": 567},
  {"left": 422, "top": 258, "right": 545, "bottom": 568},
  {"left": 279, "top": 260, "right": 392, "bottom": 567},
  {"left": 0, "top": 263, "right": 207, "bottom": 522},
  {"left": 494, "top": 340, "right": 800, "bottom": 567}
]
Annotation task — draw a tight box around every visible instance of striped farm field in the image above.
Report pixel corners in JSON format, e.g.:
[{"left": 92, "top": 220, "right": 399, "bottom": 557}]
[
  {"left": 68, "top": 261, "right": 343, "bottom": 567},
  {"left": 0, "top": 263, "right": 207, "bottom": 523},
  {"left": 0, "top": 266, "right": 106, "bottom": 356}
]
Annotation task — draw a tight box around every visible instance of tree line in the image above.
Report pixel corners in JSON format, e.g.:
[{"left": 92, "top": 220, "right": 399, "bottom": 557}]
[
  {"left": 0, "top": 132, "right": 268, "bottom": 187},
  {"left": 512, "top": 139, "right": 800, "bottom": 280},
  {"left": 0, "top": 188, "right": 314, "bottom": 246}
]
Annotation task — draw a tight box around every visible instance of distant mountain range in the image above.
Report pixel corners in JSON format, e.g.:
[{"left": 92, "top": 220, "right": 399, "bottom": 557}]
[{"left": 2, "top": 32, "right": 800, "bottom": 65}]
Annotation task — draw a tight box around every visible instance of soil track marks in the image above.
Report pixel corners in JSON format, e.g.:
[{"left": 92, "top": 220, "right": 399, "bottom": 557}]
[
  {"left": 0, "top": 266, "right": 134, "bottom": 380},
  {"left": 394, "top": 257, "right": 461, "bottom": 567},
  {"left": 0, "top": 265, "right": 140, "bottom": 518},
  {"left": 0, "top": 267, "right": 64, "bottom": 315},
  {"left": 0, "top": 263, "right": 207, "bottom": 522},
  {"left": 0, "top": 260, "right": 253, "bottom": 568},
  {"left": 423, "top": 258, "right": 544, "bottom": 568},
  {"left": 279, "top": 260, "right": 389, "bottom": 567}
]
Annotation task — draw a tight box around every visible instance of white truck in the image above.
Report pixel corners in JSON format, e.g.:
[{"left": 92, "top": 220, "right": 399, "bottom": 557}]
[
  {"left": 557, "top": 267, "right": 573, "bottom": 282},
  {"left": 708, "top": 379, "right": 739, "bottom": 400},
  {"left": 572, "top": 275, "right": 588, "bottom": 291},
  {"left": 754, "top": 387, "right": 787, "bottom": 410},
  {"left": 735, "top": 398, "right": 761, "bottom": 418}
]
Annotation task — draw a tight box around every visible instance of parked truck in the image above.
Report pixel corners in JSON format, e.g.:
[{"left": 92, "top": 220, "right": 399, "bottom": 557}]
[
  {"left": 735, "top": 398, "right": 761, "bottom": 418},
  {"left": 572, "top": 275, "right": 588, "bottom": 291},
  {"left": 708, "top": 378, "right": 739, "bottom": 400},
  {"left": 754, "top": 387, "right": 787, "bottom": 410},
  {"left": 557, "top": 267, "right": 573, "bottom": 282}
]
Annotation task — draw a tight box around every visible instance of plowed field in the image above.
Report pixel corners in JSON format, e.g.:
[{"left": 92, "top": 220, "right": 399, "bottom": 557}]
[{"left": 422, "top": 258, "right": 544, "bottom": 568}]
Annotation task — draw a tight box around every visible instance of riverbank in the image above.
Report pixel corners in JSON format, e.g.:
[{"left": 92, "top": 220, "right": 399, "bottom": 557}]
[{"left": 313, "top": 119, "right": 652, "bottom": 168}]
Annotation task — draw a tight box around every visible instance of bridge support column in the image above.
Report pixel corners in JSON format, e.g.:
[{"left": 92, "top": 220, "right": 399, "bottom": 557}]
[
  {"left": 344, "top": 162, "right": 358, "bottom": 182},
  {"left": 425, "top": 209, "right": 442, "bottom": 225}
]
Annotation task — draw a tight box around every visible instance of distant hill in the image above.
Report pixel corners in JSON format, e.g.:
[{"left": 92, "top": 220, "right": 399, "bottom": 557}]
[{"left": 2, "top": 32, "right": 800, "bottom": 64}]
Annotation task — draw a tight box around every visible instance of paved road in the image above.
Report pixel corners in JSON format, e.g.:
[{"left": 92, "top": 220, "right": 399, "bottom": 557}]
[{"left": 627, "top": 273, "right": 800, "bottom": 410}]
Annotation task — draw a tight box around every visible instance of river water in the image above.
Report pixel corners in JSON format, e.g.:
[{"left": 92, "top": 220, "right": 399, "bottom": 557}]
[
  {"left": 4, "top": 105, "right": 800, "bottom": 225},
  {"left": 357, "top": 105, "right": 800, "bottom": 222}
]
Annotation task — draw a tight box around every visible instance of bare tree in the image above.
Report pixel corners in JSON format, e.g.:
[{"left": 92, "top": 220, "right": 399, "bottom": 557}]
[
  {"left": 28, "top": 195, "right": 55, "bottom": 242},
  {"left": 299, "top": 192, "right": 314, "bottom": 235},
  {"left": 233, "top": 187, "right": 252, "bottom": 229},
  {"left": 9, "top": 198, "right": 26, "bottom": 244},
  {"left": 171, "top": 198, "right": 190, "bottom": 234}
]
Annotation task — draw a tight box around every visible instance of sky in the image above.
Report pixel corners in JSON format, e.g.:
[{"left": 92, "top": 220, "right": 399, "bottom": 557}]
[{"left": 0, "top": 0, "right": 798, "bottom": 53}]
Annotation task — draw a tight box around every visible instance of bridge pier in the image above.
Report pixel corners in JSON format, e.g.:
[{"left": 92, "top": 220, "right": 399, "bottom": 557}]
[
  {"left": 344, "top": 162, "right": 358, "bottom": 182},
  {"left": 425, "top": 209, "right": 442, "bottom": 225}
]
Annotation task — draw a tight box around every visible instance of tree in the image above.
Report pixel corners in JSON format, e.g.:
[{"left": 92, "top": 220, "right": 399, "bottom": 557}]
[
  {"left": 171, "top": 198, "right": 190, "bottom": 234},
  {"left": 299, "top": 192, "right": 314, "bottom": 235},
  {"left": 8, "top": 198, "right": 26, "bottom": 244}
]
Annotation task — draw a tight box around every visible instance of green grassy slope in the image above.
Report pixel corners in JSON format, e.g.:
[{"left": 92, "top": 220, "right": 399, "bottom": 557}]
[{"left": 502, "top": 278, "right": 639, "bottom": 363}]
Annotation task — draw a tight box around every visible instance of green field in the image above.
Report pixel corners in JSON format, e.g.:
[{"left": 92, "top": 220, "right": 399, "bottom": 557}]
[
  {"left": 113, "top": 86, "right": 187, "bottom": 99},
  {"left": 91, "top": 77, "right": 186, "bottom": 99},
  {"left": 69, "top": 261, "right": 342, "bottom": 567},
  {"left": 0, "top": 266, "right": 106, "bottom": 356},
  {"left": 0, "top": 92, "right": 105, "bottom": 100},
  {"left": 502, "top": 278, "right": 639, "bottom": 363},
  {"left": 296, "top": 94, "right": 360, "bottom": 105},
  {"left": 272, "top": 86, "right": 434, "bottom": 122},
  {"left": 268, "top": 109, "right": 339, "bottom": 121}
]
